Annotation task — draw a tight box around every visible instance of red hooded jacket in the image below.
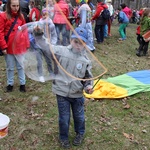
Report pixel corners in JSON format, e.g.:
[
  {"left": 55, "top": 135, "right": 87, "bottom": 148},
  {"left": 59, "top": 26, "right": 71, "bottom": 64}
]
[
  {"left": 0, "top": 12, "right": 29, "bottom": 54},
  {"left": 91, "top": 2, "right": 108, "bottom": 20}
]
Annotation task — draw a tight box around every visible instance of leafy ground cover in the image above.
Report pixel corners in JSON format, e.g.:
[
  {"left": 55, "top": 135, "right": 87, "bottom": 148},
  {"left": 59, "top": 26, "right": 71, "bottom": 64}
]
[{"left": 0, "top": 22, "right": 150, "bottom": 150}]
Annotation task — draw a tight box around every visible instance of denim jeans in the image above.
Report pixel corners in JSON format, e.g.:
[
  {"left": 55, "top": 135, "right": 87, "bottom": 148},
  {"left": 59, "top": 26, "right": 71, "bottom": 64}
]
[
  {"left": 104, "top": 24, "right": 108, "bottom": 37},
  {"left": 5, "top": 54, "right": 26, "bottom": 85},
  {"left": 54, "top": 24, "right": 67, "bottom": 46},
  {"left": 95, "top": 24, "right": 105, "bottom": 43},
  {"left": 35, "top": 49, "right": 53, "bottom": 76},
  {"left": 56, "top": 95, "right": 85, "bottom": 141}
]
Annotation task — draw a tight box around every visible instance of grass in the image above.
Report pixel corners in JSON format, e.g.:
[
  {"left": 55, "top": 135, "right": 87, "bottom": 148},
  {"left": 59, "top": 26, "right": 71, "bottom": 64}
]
[{"left": 0, "top": 21, "right": 150, "bottom": 150}]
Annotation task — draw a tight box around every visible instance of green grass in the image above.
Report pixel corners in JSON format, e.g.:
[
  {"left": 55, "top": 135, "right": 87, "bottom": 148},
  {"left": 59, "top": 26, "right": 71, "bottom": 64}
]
[{"left": 0, "top": 22, "right": 150, "bottom": 150}]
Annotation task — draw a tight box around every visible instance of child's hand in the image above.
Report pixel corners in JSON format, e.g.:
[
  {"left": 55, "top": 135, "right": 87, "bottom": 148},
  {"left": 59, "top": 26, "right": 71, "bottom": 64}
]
[{"left": 85, "top": 85, "right": 94, "bottom": 94}]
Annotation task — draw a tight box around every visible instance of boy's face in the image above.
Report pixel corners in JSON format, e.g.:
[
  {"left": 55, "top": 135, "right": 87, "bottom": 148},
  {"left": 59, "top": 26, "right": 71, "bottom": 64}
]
[
  {"left": 71, "top": 39, "right": 85, "bottom": 52},
  {"left": 33, "top": 25, "right": 44, "bottom": 35}
]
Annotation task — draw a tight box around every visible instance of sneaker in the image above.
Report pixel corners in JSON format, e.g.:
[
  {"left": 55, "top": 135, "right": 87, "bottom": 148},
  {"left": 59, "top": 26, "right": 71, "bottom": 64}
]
[
  {"left": 118, "top": 38, "right": 126, "bottom": 41},
  {"left": 73, "top": 134, "right": 84, "bottom": 146},
  {"left": 59, "top": 140, "right": 71, "bottom": 149},
  {"left": 39, "top": 76, "right": 45, "bottom": 83},
  {"left": 20, "top": 85, "right": 26, "bottom": 92},
  {"left": 6, "top": 85, "right": 13, "bottom": 92}
]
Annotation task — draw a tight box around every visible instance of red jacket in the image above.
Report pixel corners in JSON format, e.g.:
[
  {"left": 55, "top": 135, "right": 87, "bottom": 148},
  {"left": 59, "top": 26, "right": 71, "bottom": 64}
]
[
  {"left": 29, "top": 7, "right": 41, "bottom": 22},
  {"left": 53, "top": 0, "right": 69, "bottom": 24},
  {"left": 91, "top": 2, "right": 108, "bottom": 20},
  {"left": 136, "top": 9, "right": 144, "bottom": 35},
  {"left": 0, "top": 12, "right": 29, "bottom": 54},
  {"left": 136, "top": 25, "right": 140, "bottom": 35}
]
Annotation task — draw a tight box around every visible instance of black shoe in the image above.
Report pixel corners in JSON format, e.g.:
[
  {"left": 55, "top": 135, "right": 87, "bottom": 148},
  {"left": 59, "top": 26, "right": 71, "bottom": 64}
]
[
  {"left": 6, "top": 85, "right": 13, "bottom": 92},
  {"left": 136, "top": 51, "right": 141, "bottom": 57},
  {"left": 73, "top": 134, "right": 84, "bottom": 146},
  {"left": 59, "top": 139, "right": 71, "bottom": 149},
  {"left": 20, "top": 85, "right": 26, "bottom": 92}
]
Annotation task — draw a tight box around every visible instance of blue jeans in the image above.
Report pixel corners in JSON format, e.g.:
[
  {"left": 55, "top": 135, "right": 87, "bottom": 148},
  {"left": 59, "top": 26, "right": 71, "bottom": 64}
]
[
  {"left": 36, "top": 49, "right": 53, "bottom": 76},
  {"left": 5, "top": 54, "right": 26, "bottom": 85},
  {"left": 95, "top": 24, "right": 105, "bottom": 43},
  {"left": 56, "top": 95, "right": 85, "bottom": 141},
  {"left": 54, "top": 24, "right": 67, "bottom": 46},
  {"left": 104, "top": 24, "right": 108, "bottom": 37}
]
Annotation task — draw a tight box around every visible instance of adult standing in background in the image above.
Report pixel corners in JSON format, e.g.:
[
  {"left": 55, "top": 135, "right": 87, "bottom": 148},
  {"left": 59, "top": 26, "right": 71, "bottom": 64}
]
[
  {"left": 29, "top": 0, "right": 41, "bottom": 22},
  {"left": 53, "top": 0, "right": 69, "bottom": 46},
  {"left": 91, "top": 0, "right": 108, "bottom": 44},
  {"left": 0, "top": 0, "right": 29, "bottom": 92}
]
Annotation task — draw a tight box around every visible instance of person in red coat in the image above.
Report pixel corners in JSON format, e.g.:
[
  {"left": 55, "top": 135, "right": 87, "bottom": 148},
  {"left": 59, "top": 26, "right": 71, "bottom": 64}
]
[
  {"left": 53, "top": 0, "right": 69, "bottom": 45},
  {"left": 91, "top": 0, "right": 108, "bottom": 43},
  {"left": 29, "top": 1, "right": 41, "bottom": 22},
  {"left": 0, "top": 0, "right": 29, "bottom": 92}
]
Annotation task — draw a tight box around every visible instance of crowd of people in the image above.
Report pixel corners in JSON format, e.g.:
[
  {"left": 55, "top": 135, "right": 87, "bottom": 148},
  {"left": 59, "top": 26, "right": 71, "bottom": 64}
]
[{"left": 0, "top": 0, "right": 150, "bottom": 149}]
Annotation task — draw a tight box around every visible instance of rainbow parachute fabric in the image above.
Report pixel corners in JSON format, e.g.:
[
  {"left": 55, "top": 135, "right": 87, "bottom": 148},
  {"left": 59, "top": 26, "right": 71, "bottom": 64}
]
[
  {"left": 84, "top": 70, "right": 150, "bottom": 99},
  {"left": 76, "top": 0, "right": 88, "bottom": 4}
]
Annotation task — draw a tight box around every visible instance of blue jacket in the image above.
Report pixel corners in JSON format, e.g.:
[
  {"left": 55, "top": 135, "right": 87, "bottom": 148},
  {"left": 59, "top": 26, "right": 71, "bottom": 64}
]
[{"left": 118, "top": 11, "right": 129, "bottom": 23}]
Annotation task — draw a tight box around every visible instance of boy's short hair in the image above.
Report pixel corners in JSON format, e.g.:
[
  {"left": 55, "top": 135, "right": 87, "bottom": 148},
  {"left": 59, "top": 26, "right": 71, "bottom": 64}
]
[
  {"left": 71, "top": 27, "right": 88, "bottom": 43},
  {"left": 33, "top": 22, "right": 44, "bottom": 36}
]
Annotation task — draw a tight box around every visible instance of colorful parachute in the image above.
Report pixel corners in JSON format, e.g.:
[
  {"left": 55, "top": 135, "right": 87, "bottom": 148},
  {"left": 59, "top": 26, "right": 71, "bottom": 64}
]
[{"left": 84, "top": 70, "right": 150, "bottom": 99}]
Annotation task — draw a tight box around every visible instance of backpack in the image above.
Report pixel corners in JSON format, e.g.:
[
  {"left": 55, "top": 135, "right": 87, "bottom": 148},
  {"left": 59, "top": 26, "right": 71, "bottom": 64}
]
[{"left": 101, "top": 8, "right": 110, "bottom": 20}]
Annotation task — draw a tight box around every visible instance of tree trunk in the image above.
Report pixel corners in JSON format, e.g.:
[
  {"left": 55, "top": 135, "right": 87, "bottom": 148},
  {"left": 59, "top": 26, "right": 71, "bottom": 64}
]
[
  {"left": 126, "top": 0, "right": 130, "bottom": 7},
  {"left": 146, "top": 0, "right": 150, "bottom": 7}
]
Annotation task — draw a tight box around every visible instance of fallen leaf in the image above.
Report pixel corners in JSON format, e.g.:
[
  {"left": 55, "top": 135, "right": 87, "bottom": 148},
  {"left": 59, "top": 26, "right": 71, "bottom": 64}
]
[
  {"left": 123, "top": 104, "right": 130, "bottom": 109},
  {"left": 142, "top": 129, "right": 147, "bottom": 133},
  {"left": 123, "top": 132, "right": 134, "bottom": 140}
]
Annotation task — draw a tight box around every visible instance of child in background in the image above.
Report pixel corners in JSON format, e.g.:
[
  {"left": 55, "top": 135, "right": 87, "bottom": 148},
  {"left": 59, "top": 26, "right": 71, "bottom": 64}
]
[
  {"left": 136, "top": 8, "right": 150, "bottom": 57},
  {"left": 30, "top": 9, "right": 57, "bottom": 82},
  {"left": 136, "top": 8, "right": 145, "bottom": 56},
  {"left": 117, "top": 7, "right": 129, "bottom": 41}
]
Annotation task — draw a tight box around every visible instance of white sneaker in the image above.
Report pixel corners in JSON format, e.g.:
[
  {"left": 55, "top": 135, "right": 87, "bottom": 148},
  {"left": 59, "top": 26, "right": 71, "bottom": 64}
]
[{"left": 39, "top": 76, "right": 45, "bottom": 83}]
